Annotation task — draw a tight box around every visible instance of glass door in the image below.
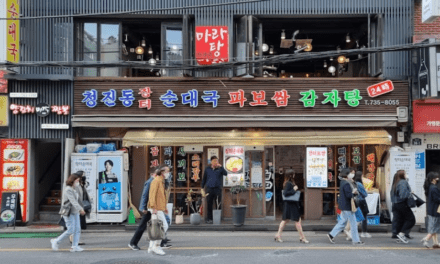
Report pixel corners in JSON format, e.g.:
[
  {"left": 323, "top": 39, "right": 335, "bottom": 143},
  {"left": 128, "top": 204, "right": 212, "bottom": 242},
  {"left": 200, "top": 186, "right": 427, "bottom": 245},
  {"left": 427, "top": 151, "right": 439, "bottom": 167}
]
[{"left": 245, "top": 150, "right": 265, "bottom": 218}]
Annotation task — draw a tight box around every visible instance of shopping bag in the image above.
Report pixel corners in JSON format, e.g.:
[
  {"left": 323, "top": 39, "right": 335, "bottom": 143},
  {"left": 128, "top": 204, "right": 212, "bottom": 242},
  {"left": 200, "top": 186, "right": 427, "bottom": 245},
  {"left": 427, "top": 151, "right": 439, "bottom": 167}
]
[
  {"left": 147, "top": 214, "right": 165, "bottom": 241},
  {"left": 351, "top": 198, "right": 357, "bottom": 213},
  {"left": 355, "top": 207, "right": 365, "bottom": 222}
]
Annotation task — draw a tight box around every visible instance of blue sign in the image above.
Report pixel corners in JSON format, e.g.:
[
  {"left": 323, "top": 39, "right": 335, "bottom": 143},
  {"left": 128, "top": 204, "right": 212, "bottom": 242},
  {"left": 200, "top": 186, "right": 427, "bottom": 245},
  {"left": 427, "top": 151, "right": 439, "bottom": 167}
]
[
  {"left": 98, "top": 182, "right": 121, "bottom": 211},
  {"left": 415, "top": 151, "right": 425, "bottom": 170}
]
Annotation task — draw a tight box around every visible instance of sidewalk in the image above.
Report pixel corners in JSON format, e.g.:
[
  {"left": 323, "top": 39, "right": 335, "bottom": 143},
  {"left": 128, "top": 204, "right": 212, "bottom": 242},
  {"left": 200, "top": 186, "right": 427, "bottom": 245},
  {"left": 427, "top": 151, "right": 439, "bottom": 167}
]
[{"left": 0, "top": 218, "right": 424, "bottom": 235}]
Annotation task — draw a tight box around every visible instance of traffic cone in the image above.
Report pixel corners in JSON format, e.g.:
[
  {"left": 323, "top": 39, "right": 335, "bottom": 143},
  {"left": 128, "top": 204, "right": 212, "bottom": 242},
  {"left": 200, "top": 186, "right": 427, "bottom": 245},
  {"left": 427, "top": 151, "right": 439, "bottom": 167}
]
[{"left": 128, "top": 208, "right": 136, "bottom": 225}]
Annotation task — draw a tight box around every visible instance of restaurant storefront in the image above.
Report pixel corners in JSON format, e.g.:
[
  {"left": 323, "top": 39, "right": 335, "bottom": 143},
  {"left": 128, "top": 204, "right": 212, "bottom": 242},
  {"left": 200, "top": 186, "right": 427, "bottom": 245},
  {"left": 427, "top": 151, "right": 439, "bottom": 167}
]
[{"left": 71, "top": 78, "right": 408, "bottom": 221}]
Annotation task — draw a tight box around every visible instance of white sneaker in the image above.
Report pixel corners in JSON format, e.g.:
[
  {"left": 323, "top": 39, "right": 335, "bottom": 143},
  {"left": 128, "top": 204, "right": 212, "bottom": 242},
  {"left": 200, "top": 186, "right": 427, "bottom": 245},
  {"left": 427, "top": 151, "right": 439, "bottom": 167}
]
[
  {"left": 361, "top": 233, "right": 372, "bottom": 238},
  {"left": 152, "top": 247, "right": 165, "bottom": 256},
  {"left": 344, "top": 230, "right": 352, "bottom": 241},
  {"left": 50, "top": 239, "right": 59, "bottom": 251},
  {"left": 147, "top": 247, "right": 152, "bottom": 254},
  {"left": 70, "top": 246, "right": 84, "bottom": 252}
]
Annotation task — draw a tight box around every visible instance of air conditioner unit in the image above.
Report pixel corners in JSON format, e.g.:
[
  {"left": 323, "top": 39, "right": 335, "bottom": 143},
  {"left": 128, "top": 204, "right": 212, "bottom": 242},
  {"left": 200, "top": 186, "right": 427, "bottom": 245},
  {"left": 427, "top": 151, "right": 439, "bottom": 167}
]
[{"left": 183, "top": 145, "right": 203, "bottom": 153}]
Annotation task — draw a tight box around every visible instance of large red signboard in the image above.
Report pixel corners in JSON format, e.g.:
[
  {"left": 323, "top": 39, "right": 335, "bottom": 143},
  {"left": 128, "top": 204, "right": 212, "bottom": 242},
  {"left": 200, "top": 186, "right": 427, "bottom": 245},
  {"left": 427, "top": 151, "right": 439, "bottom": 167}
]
[
  {"left": 367, "top": 80, "right": 394, "bottom": 98},
  {"left": 0, "top": 139, "right": 28, "bottom": 222},
  {"left": 195, "top": 26, "right": 229, "bottom": 65},
  {"left": 413, "top": 99, "right": 440, "bottom": 133}
]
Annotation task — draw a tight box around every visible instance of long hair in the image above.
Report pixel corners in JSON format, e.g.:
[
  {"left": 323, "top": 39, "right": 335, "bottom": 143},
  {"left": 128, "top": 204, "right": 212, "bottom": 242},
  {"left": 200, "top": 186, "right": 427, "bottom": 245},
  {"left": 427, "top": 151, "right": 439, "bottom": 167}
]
[
  {"left": 154, "top": 164, "right": 169, "bottom": 177},
  {"left": 391, "top": 170, "right": 406, "bottom": 194},
  {"left": 354, "top": 171, "right": 363, "bottom": 184},
  {"left": 65, "top": 174, "right": 80, "bottom": 187},
  {"left": 424, "top": 172, "right": 439, "bottom": 197},
  {"left": 283, "top": 169, "right": 295, "bottom": 188}
]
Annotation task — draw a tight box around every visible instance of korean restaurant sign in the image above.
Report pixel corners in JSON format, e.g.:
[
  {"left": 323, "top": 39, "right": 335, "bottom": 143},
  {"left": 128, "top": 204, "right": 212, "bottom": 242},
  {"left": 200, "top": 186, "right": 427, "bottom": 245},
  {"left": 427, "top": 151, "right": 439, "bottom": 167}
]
[
  {"left": 195, "top": 26, "right": 229, "bottom": 65},
  {"left": 367, "top": 80, "right": 394, "bottom": 98},
  {"left": 413, "top": 99, "right": 440, "bottom": 133},
  {"left": 306, "top": 147, "right": 328, "bottom": 188},
  {"left": 6, "top": 0, "right": 19, "bottom": 63},
  {"left": 10, "top": 104, "right": 70, "bottom": 115}
]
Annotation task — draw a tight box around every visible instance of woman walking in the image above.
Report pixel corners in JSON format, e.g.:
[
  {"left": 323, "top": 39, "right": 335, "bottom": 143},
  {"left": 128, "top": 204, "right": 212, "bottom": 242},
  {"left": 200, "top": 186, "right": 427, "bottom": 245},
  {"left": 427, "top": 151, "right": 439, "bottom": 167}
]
[
  {"left": 51, "top": 174, "right": 86, "bottom": 252},
  {"left": 421, "top": 172, "right": 440, "bottom": 248},
  {"left": 354, "top": 171, "right": 370, "bottom": 238},
  {"left": 390, "top": 170, "right": 415, "bottom": 244},
  {"left": 274, "top": 169, "right": 309, "bottom": 244},
  {"left": 69, "top": 171, "right": 91, "bottom": 245}
]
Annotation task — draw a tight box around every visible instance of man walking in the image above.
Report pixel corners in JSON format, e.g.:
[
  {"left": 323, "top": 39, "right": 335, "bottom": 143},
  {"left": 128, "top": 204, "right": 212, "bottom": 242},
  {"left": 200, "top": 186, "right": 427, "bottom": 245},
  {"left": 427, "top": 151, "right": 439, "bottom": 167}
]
[
  {"left": 201, "top": 156, "right": 227, "bottom": 224},
  {"left": 327, "top": 168, "right": 365, "bottom": 245}
]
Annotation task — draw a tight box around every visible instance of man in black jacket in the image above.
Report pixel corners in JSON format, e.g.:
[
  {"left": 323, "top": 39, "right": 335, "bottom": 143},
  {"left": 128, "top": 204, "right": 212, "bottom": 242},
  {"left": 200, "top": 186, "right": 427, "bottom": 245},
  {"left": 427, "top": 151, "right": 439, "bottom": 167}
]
[
  {"left": 327, "top": 168, "right": 364, "bottom": 245},
  {"left": 201, "top": 156, "right": 227, "bottom": 224}
]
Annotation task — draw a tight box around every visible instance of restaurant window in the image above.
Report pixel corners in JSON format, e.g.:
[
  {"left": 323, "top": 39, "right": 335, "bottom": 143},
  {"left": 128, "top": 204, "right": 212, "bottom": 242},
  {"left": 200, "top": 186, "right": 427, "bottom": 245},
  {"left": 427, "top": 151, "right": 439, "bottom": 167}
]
[{"left": 234, "top": 16, "right": 381, "bottom": 78}]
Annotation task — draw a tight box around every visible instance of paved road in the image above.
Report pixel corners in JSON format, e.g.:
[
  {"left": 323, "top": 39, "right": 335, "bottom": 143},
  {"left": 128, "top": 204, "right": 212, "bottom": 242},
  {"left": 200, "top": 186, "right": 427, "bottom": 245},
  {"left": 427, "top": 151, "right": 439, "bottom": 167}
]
[{"left": 0, "top": 231, "right": 438, "bottom": 264}]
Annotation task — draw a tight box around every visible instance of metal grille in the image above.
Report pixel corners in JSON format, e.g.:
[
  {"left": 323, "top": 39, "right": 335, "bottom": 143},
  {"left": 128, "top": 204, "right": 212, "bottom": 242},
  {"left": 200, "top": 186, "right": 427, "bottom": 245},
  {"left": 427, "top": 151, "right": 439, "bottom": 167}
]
[
  {"left": 9, "top": 80, "right": 73, "bottom": 139},
  {"left": 19, "top": 0, "right": 413, "bottom": 79}
]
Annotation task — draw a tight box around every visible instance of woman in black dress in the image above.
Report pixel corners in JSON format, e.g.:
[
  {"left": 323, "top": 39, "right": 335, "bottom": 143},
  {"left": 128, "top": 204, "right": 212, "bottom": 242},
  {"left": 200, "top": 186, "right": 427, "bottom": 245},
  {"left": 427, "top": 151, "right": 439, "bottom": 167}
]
[{"left": 274, "top": 169, "right": 309, "bottom": 243}]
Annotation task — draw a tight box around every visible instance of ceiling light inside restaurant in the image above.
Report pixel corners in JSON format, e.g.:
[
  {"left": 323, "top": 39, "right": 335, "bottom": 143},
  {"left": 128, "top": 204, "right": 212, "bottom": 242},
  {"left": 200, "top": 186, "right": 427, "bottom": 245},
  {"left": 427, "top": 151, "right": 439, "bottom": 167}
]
[
  {"left": 124, "top": 34, "right": 128, "bottom": 42},
  {"left": 281, "top": 29, "right": 286, "bottom": 40},
  {"left": 323, "top": 60, "right": 327, "bottom": 68},
  {"left": 148, "top": 45, "right": 153, "bottom": 54},
  {"left": 328, "top": 65, "right": 336, "bottom": 76},
  {"left": 345, "top": 58, "right": 350, "bottom": 63},
  {"left": 330, "top": 57, "right": 333, "bottom": 61},
  {"left": 337, "top": 55, "right": 346, "bottom": 64},
  {"left": 135, "top": 46, "right": 144, "bottom": 55},
  {"left": 269, "top": 46, "right": 274, "bottom": 54},
  {"left": 142, "top": 37, "right": 146, "bottom": 47},
  {"left": 262, "top": 43, "right": 269, "bottom": 52},
  {"left": 346, "top": 34, "right": 351, "bottom": 43},
  {"left": 156, "top": 54, "right": 160, "bottom": 61},
  {"left": 148, "top": 58, "right": 156, "bottom": 65},
  {"left": 255, "top": 50, "right": 259, "bottom": 56}
]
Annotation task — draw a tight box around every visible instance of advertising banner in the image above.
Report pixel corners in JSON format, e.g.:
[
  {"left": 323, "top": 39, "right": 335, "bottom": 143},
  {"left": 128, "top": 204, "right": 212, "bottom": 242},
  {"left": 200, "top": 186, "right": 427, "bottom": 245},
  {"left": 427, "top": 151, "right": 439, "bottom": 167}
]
[
  {"left": 223, "top": 146, "right": 245, "bottom": 186},
  {"left": 71, "top": 155, "right": 97, "bottom": 222},
  {"left": 195, "top": 26, "right": 229, "bottom": 65},
  {"left": 0, "top": 139, "right": 28, "bottom": 222},
  {"left": 6, "top": 0, "right": 19, "bottom": 63},
  {"left": 306, "top": 147, "right": 328, "bottom": 188},
  {"left": 97, "top": 156, "right": 122, "bottom": 212}
]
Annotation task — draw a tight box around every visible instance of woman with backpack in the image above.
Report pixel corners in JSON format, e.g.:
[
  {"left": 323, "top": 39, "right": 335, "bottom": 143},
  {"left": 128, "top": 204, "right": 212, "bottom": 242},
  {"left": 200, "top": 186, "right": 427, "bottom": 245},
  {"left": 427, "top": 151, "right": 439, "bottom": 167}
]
[{"left": 421, "top": 172, "right": 440, "bottom": 248}]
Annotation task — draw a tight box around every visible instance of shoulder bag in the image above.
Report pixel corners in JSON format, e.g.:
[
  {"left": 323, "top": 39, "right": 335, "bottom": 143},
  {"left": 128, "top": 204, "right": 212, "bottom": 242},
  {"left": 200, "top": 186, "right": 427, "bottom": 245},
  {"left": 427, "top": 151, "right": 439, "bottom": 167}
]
[
  {"left": 412, "top": 193, "right": 425, "bottom": 207},
  {"left": 282, "top": 191, "right": 301, "bottom": 202},
  {"left": 147, "top": 214, "right": 165, "bottom": 241},
  {"left": 59, "top": 200, "right": 72, "bottom": 216},
  {"left": 82, "top": 187, "right": 92, "bottom": 213}
]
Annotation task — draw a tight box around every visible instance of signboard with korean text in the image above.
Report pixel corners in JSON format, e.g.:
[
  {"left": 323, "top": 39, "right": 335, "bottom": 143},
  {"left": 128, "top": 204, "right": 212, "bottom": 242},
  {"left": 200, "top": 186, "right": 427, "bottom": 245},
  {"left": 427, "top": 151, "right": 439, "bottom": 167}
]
[
  {"left": 367, "top": 80, "right": 394, "bottom": 98},
  {"left": 306, "top": 147, "right": 328, "bottom": 188},
  {"left": 0, "top": 191, "right": 22, "bottom": 226},
  {"left": 74, "top": 79, "right": 408, "bottom": 118},
  {"left": 6, "top": 0, "right": 19, "bottom": 63},
  {"left": 0, "top": 0, "right": 6, "bottom": 64},
  {"left": 0, "top": 71, "right": 7, "bottom": 93},
  {"left": 413, "top": 99, "right": 440, "bottom": 133},
  {"left": 223, "top": 146, "right": 245, "bottom": 187},
  {"left": 0, "top": 139, "right": 28, "bottom": 222},
  {"left": 195, "top": 26, "right": 229, "bottom": 65},
  {"left": 0, "top": 95, "right": 8, "bottom": 126}
]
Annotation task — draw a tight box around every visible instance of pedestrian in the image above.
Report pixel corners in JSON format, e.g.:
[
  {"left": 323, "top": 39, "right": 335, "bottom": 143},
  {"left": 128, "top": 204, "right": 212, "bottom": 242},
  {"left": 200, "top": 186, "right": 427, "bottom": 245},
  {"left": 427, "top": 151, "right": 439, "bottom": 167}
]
[
  {"left": 128, "top": 167, "right": 172, "bottom": 251},
  {"left": 354, "top": 171, "right": 371, "bottom": 238},
  {"left": 201, "top": 156, "right": 227, "bottom": 224},
  {"left": 327, "top": 168, "right": 364, "bottom": 245},
  {"left": 421, "top": 172, "right": 440, "bottom": 248},
  {"left": 274, "top": 169, "right": 309, "bottom": 243},
  {"left": 390, "top": 170, "right": 415, "bottom": 244},
  {"left": 69, "top": 171, "right": 90, "bottom": 246},
  {"left": 342, "top": 168, "right": 357, "bottom": 241},
  {"left": 51, "top": 174, "right": 86, "bottom": 252},
  {"left": 147, "top": 165, "right": 170, "bottom": 255}
]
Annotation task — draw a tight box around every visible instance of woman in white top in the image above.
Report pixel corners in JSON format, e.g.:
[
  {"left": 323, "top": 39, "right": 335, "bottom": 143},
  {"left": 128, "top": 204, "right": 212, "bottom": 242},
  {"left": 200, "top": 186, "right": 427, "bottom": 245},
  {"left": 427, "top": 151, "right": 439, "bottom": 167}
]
[{"left": 51, "top": 174, "right": 86, "bottom": 252}]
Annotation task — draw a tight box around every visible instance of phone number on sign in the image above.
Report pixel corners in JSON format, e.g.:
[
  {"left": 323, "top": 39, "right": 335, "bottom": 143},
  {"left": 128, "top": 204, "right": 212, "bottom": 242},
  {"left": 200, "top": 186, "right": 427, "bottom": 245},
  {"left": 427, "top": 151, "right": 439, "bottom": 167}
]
[{"left": 364, "top": 100, "right": 399, "bottom": 106}]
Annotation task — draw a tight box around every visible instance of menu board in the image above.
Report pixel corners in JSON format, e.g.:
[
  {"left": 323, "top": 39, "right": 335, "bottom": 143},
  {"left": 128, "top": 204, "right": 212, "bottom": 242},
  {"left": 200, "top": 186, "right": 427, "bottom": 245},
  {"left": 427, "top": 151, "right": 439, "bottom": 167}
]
[
  {"left": 223, "top": 146, "right": 245, "bottom": 186},
  {"left": 306, "top": 147, "right": 328, "bottom": 188},
  {"left": 0, "top": 139, "right": 28, "bottom": 222},
  {"left": 0, "top": 191, "right": 22, "bottom": 227}
]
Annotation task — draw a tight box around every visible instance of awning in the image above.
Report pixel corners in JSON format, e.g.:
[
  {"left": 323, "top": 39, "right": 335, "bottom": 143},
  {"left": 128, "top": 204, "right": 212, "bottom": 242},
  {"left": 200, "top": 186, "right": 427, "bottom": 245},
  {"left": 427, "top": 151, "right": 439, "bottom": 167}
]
[{"left": 122, "top": 130, "right": 392, "bottom": 147}]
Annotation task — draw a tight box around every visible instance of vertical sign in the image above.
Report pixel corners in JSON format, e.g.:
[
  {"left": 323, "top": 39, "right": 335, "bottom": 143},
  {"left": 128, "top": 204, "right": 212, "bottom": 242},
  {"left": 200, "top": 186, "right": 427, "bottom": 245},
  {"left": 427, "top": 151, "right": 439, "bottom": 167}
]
[
  {"left": 223, "top": 146, "right": 245, "bottom": 186},
  {"left": 306, "top": 147, "right": 328, "bottom": 188},
  {"left": 97, "top": 156, "right": 122, "bottom": 212},
  {"left": 0, "top": 139, "right": 28, "bottom": 222},
  {"left": 195, "top": 26, "right": 229, "bottom": 65},
  {"left": 176, "top": 147, "right": 187, "bottom": 185},
  {"left": 419, "top": 47, "right": 430, "bottom": 98},
  {"left": 6, "top": 0, "right": 19, "bottom": 62},
  {"left": 0, "top": 0, "right": 6, "bottom": 64}
]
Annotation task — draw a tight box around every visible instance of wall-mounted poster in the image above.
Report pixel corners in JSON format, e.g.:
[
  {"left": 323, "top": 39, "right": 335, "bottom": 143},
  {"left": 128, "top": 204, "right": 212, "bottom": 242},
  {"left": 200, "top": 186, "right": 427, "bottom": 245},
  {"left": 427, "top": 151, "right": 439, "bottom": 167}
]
[
  {"left": 97, "top": 156, "right": 122, "bottom": 212},
  {"left": 207, "top": 148, "right": 219, "bottom": 165},
  {"left": 223, "top": 146, "right": 245, "bottom": 186},
  {"left": 306, "top": 147, "right": 328, "bottom": 188}
]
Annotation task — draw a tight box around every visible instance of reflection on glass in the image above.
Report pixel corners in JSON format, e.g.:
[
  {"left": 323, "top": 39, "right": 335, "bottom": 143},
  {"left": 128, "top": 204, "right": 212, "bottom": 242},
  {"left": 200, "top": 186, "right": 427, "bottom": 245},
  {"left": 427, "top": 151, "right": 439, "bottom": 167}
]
[
  {"left": 81, "top": 23, "right": 98, "bottom": 76},
  {"left": 101, "top": 24, "right": 120, "bottom": 77},
  {"left": 164, "top": 27, "right": 183, "bottom": 77}
]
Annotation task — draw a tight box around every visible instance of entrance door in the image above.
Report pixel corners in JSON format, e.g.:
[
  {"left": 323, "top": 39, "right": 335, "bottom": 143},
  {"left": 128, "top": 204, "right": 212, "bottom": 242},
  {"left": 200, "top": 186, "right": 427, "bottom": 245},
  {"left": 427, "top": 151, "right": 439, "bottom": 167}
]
[
  {"left": 245, "top": 150, "right": 265, "bottom": 218},
  {"left": 426, "top": 150, "right": 440, "bottom": 189}
]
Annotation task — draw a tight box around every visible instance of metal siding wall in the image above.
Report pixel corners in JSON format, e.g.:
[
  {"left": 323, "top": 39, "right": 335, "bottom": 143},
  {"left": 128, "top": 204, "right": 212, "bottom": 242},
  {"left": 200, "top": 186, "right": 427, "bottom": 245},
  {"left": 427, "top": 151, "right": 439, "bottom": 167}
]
[
  {"left": 9, "top": 81, "right": 73, "bottom": 139},
  {"left": 20, "top": 0, "right": 412, "bottom": 79}
]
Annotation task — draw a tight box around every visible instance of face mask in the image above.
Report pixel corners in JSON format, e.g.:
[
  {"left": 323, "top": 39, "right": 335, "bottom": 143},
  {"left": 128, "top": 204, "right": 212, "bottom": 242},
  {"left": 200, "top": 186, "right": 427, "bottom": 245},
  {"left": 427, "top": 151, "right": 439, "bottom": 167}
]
[
  {"left": 348, "top": 173, "right": 355, "bottom": 179},
  {"left": 74, "top": 181, "right": 80, "bottom": 187},
  {"left": 165, "top": 172, "right": 171, "bottom": 179}
]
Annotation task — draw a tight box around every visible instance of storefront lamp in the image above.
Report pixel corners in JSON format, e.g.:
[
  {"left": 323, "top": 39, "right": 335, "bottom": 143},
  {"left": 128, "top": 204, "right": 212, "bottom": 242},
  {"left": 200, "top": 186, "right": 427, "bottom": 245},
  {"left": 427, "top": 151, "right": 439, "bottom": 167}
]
[
  {"left": 269, "top": 46, "right": 274, "bottom": 54},
  {"left": 156, "top": 54, "right": 160, "bottom": 61},
  {"left": 142, "top": 37, "right": 146, "bottom": 47},
  {"left": 281, "top": 29, "right": 286, "bottom": 40},
  {"left": 345, "top": 58, "right": 350, "bottom": 63},
  {"left": 148, "top": 45, "right": 153, "bottom": 54},
  {"left": 337, "top": 55, "right": 346, "bottom": 64},
  {"left": 135, "top": 46, "right": 144, "bottom": 55},
  {"left": 328, "top": 65, "right": 336, "bottom": 76},
  {"left": 323, "top": 61, "right": 327, "bottom": 68},
  {"left": 148, "top": 58, "right": 156, "bottom": 65},
  {"left": 346, "top": 34, "right": 351, "bottom": 43},
  {"left": 262, "top": 43, "right": 269, "bottom": 52}
]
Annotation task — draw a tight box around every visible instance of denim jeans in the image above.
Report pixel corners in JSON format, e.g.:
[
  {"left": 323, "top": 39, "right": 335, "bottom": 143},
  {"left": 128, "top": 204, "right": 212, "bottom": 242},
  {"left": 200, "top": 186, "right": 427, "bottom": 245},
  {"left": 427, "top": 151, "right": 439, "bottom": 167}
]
[
  {"left": 330, "top": 210, "right": 360, "bottom": 243},
  {"left": 55, "top": 213, "right": 81, "bottom": 247}
]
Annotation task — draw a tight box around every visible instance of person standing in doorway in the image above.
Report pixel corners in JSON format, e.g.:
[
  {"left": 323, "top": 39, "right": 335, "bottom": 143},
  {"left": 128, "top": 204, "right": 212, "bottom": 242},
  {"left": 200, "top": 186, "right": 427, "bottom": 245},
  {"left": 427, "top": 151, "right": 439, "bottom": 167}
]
[
  {"left": 422, "top": 172, "right": 440, "bottom": 248},
  {"left": 327, "top": 168, "right": 364, "bottom": 245},
  {"left": 147, "top": 165, "right": 170, "bottom": 256},
  {"left": 201, "top": 156, "right": 227, "bottom": 224},
  {"left": 274, "top": 169, "right": 309, "bottom": 244},
  {"left": 51, "top": 174, "right": 86, "bottom": 252},
  {"left": 390, "top": 170, "right": 415, "bottom": 243}
]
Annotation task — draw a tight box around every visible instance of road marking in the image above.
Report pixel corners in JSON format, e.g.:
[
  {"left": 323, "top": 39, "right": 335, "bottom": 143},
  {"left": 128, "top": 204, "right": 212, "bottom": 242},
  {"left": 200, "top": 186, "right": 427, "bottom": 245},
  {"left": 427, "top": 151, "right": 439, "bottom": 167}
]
[{"left": 0, "top": 246, "right": 430, "bottom": 252}]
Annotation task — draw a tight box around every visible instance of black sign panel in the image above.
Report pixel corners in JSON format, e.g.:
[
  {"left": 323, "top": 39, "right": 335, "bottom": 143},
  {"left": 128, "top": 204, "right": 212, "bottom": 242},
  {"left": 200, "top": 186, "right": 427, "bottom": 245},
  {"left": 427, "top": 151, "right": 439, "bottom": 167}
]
[
  {"left": 36, "top": 103, "right": 51, "bottom": 117},
  {"left": 418, "top": 43, "right": 431, "bottom": 99},
  {"left": 0, "top": 191, "right": 22, "bottom": 227}
]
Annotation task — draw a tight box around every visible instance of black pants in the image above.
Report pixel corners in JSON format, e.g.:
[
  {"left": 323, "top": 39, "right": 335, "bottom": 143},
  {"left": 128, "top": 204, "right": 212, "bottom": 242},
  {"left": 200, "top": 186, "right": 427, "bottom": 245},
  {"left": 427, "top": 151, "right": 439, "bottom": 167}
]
[
  {"left": 392, "top": 202, "right": 415, "bottom": 236},
  {"left": 206, "top": 187, "right": 222, "bottom": 221},
  {"left": 359, "top": 200, "right": 369, "bottom": 233},
  {"left": 129, "top": 211, "right": 151, "bottom": 246}
]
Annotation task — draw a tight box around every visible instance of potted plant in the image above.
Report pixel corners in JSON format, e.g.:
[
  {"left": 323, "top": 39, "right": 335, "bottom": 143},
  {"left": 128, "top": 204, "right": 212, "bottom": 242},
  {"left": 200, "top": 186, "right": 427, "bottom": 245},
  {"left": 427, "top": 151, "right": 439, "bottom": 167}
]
[
  {"left": 230, "top": 185, "right": 247, "bottom": 226},
  {"left": 212, "top": 196, "right": 222, "bottom": 225},
  {"left": 185, "top": 189, "right": 202, "bottom": 225},
  {"left": 174, "top": 207, "right": 184, "bottom": 225}
]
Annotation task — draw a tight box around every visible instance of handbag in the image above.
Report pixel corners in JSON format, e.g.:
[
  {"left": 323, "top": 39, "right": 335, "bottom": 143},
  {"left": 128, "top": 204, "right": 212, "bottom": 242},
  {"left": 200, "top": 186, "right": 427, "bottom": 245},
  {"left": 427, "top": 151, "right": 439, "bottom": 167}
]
[
  {"left": 147, "top": 214, "right": 165, "bottom": 241},
  {"left": 59, "top": 200, "right": 72, "bottom": 216},
  {"left": 413, "top": 193, "right": 425, "bottom": 207},
  {"left": 58, "top": 216, "right": 66, "bottom": 228},
  {"left": 407, "top": 194, "right": 424, "bottom": 208},
  {"left": 282, "top": 191, "right": 301, "bottom": 202},
  {"left": 82, "top": 200, "right": 92, "bottom": 213},
  {"left": 351, "top": 198, "right": 357, "bottom": 212},
  {"left": 355, "top": 207, "right": 365, "bottom": 222}
]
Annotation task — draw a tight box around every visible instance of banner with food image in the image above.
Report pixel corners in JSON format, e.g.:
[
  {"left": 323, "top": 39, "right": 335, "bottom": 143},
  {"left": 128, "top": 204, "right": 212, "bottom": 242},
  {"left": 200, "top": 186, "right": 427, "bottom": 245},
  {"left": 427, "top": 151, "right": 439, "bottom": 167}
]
[
  {"left": 223, "top": 146, "right": 245, "bottom": 186},
  {"left": 0, "top": 139, "right": 29, "bottom": 222}
]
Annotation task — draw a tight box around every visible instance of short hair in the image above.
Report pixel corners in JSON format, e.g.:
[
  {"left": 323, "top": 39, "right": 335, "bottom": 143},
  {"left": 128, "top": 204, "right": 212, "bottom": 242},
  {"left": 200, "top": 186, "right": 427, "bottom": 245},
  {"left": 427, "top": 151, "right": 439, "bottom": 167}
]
[
  {"left": 340, "top": 168, "right": 351, "bottom": 178},
  {"left": 66, "top": 174, "right": 80, "bottom": 187},
  {"left": 105, "top": 160, "right": 114, "bottom": 167},
  {"left": 210, "top": 156, "right": 218, "bottom": 161}
]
